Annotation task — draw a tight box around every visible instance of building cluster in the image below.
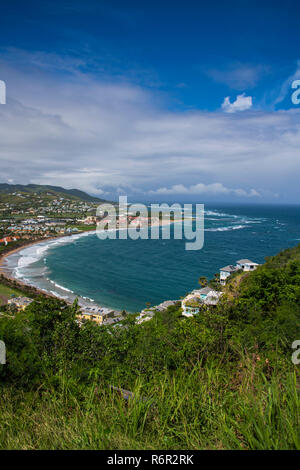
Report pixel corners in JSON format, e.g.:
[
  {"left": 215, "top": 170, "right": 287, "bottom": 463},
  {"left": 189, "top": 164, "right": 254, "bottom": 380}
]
[
  {"left": 0, "top": 235, "right": 20, "bottom": 245},
  {"left": 181, "top": 258, "right": 260, "bottom": 317},
  {"left": 4, "top": 295, "right": 124, "bottom": 327},
  {"left": 7, "top": 296, "right": 34, "bottom": 311},
  {"left": 77, "top": 306, "right": 124, "bottom": 326},
  {"left": 219, "top": 259, "right": 259, "bottom": 285},
  {"left": 136, "top": 300, "right": 178, "bottom": 324},
  {"left": 0, "top": 192, "right": 97, "bottom": 217},
  {"left": 99, "top": 214, "right": 159, "bottom": 230},
  {"left": 0, "top": 218, "right": 81, "bottom": 243},
  {"left": 181, "top": 287, "right": 222, "bottom": 317}
]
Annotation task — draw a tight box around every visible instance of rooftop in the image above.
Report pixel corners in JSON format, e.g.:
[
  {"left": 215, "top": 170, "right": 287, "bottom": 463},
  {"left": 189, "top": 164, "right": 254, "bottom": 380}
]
[
  {"left": 236, "top": 259, "right": 258, "bottom": 265},
  {"left": 197, "top": 286, "right": 215, "bottom": 295},
  {"left": 220, "top": 265, "right": 239, "bottom": 273}
]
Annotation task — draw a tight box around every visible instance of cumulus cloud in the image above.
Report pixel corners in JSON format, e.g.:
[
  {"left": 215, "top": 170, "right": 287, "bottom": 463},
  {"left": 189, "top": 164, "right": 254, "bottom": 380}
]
[
  {"left": 222, "top": 93, "right": 253, "bottom": 113},
  {"left": 149, "top": 183, "right": 261, "bottom": 197},
  {"left": 0, "top": 50, "right": 300, "bottom": 202}
]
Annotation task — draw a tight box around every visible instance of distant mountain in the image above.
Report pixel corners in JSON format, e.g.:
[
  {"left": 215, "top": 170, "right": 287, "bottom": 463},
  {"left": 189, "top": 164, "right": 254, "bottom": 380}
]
[{"left": 0, "top": 183, "right": 111, "bottom": 203}]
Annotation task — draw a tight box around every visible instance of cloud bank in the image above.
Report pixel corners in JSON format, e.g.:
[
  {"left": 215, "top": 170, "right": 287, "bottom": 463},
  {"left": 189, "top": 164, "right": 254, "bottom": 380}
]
[
  {"left": 0, "top": 50, "right": 300, "bottom": 202},
  {"left": 149, "top": 183, "right": 260, "bottom": 197}
]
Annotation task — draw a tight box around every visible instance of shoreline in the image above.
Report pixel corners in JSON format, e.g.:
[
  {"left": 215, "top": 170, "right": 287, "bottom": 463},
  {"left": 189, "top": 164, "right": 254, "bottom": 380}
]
[
  {"left": 0, "top": 230, "right": 97, "bottom": 305},
  {"left": 0, "top": 219, "right": 175, "bottom": 310}
]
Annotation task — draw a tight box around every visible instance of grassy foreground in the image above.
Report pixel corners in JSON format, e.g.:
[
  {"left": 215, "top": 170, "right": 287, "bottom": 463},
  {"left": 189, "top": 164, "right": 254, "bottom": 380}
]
[
  {"left": 1, "top": 365, "right": 298, "bottom": 450},
  {"left": 0, "top": 244, "right": 299, "bottom": 450}
]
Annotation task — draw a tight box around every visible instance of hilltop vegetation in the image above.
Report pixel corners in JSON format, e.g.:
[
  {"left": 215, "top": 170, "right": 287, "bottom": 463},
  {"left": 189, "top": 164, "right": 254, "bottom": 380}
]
[
  {"left": 0, "top": 245, "right": 299, "bottom": 450},
  {"left": 0, "top": 183, "right": 112, "bottom": 221},
  {"left": 0, "top": 183, "right": 112, "bottom": 236},
  {"left": 0, "top": 183, "right": 108, "bottom": 203}
]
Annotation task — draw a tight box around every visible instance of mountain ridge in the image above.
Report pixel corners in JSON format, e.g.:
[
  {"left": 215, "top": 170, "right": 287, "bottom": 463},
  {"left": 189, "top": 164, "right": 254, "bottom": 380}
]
[{"left": 0, "top": 183, "right": 112, "bottom": 203}]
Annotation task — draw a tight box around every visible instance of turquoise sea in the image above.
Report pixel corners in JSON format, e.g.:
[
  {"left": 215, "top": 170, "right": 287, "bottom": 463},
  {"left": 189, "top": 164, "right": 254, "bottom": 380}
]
[{"left": 6, "top": 204, "right": 300, "bottom": 312}]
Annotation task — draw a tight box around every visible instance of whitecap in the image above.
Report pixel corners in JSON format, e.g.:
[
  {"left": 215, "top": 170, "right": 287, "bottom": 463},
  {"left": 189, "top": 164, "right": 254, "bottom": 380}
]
[{"left": 205, "top": 225, "right": 247, "bottom": 232}]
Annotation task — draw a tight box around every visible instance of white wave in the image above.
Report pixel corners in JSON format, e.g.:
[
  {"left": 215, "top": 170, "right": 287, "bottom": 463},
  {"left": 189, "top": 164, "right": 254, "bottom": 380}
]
[
  {"left": 205, "top": 210, "right": 239, "bottom": 218},
  {"left": 205, "top": 225, "right": 247, "bottom": 232},
  {"left": 49, "top": 280, "right": 74, "bottom": 293},
  {"left": 241, "top": 220, "right": 262, "bottom": 224},
  {"left": 82, "top": 296, "right": 95, "bottom": 302},
  {"left": 50, "top": 291, "right": 69, "bottom": 300},
  {"left": 18, "top": 255, "right": 39, "bottom": 269},
  {"left": 10, "top": 231, "right": 96, "bottom": 273}
]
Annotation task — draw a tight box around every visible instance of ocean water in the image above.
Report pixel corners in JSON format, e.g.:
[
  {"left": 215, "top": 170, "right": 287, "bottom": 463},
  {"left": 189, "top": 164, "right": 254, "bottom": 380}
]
[{"left": 5, "top": 204, "right": 300, "bottom": 312}]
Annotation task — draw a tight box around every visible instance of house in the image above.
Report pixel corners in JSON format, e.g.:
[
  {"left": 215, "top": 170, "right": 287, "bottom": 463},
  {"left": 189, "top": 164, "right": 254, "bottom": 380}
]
[
  {"left": 7, "top": 296, "right": 34, "bottom": 311},
  {"left": 136, "top": 300, "right": 178, "bottom": 324},
  {"left": 0, "top": 236, "right": 19, "bottom": 245},
  {"left": 102, "top": 317, "right": 117, "bottom": 326},
  {"left": 77, "top": 311, "right": 104, "bottom": 325},
  {"left": 219, "top": 259, "right": 259, "bottom": 285},
  {"left": 155, "top": 300, "right": 178, "bottom": 312},
  {"left": 83, "top": 216, "right": 97, "bottom": 225},
  {"left": 136, "top": 309, "right": 155, "bottom": 324},
  {"left": 77, "top": 307, "right": 115, "bottom": 325},
  {"left": 219, "top": 265, "right": 239, "bottom": 286},
  {"left": 236, "top": 259, "right": 259, "bottom": 272},
  {"left": 181, "top": 288, "right": 222, "bottom": 317}
]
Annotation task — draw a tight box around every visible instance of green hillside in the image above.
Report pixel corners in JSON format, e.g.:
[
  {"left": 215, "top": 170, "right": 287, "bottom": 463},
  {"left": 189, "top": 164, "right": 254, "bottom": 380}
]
[
  {"left": 0, "top": 183, "right": 110, "bottom": 203},
  {"left": 0, "top": 244, "right": 299, "bottom": 450}
]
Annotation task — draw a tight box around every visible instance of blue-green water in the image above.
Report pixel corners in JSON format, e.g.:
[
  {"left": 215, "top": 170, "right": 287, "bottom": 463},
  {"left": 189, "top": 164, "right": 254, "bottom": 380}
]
[{"left": 8, "top": 204, "right": 300, "bottom": 312}]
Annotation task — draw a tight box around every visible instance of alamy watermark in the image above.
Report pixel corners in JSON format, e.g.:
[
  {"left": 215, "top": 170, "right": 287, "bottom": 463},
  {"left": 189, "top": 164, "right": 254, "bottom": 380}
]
[
  {"left": 291, "top": 340, "right": 300, "bottom": 365},
  {"left": 0, "top": 80, "right": 6, "bottom": 104},
  {"left": 96, "top": 196, "right": 204, "bottom": 251},
  {"left": 291, "top": 80, "right": 300, "bottom": 105},
  {"left": 0, "top": 340, "right": 6, "bottom": 364}
]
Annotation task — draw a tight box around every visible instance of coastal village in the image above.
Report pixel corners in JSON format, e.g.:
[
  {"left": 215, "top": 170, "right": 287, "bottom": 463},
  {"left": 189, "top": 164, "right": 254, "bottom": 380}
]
[
  {"left": 0, "top": 184, "right": 260, "bottom": 327},
  {"left": 0, "top": 188, "right": 160, "bottom": 244},
  {"left": 2, "top": 256, "right": 259, "bottom": 327},
  {"left": 0, "top": 186, "right": 164, "bottom": 327},
  {"left": 137, "top": 258, "right": 259, "bottom": 322}
]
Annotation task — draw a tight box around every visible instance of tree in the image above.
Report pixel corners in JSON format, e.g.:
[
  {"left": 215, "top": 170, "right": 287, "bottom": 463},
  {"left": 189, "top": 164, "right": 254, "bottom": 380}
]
[{"left": 198, "top": 276, "right": 208, "bottom": 288}]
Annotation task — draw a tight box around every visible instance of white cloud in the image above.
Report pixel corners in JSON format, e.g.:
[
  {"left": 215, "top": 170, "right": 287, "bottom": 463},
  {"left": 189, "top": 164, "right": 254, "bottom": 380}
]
[
  {"left": 149, "top": 183, "right": 261, "bottom": 198},
  {"left": 0, "top": 50, "right": 300, "bottom": 202},
  {"left": 222, "top": 93, "right": 253, "bottom": 113}
]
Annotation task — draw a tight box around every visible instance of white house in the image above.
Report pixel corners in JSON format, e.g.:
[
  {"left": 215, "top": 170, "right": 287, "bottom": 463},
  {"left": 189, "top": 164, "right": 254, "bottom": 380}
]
[
  {"left": 219, "top": 259, "right": 259, "bottom": 285},
  {"left": 219, "top": 265, "right": 239, "bottom": 286},
  {"left": 181, "top": 287, "right": 222, "bottom": 317},
  {"left": 236, "top": 259, "right": 259, "bottom": 272}
]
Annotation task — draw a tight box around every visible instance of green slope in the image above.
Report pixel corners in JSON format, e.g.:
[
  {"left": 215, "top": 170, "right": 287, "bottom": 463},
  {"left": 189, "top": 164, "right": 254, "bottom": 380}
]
[{"left": 0, "top": 183, "right": 112, "bottom": 203}]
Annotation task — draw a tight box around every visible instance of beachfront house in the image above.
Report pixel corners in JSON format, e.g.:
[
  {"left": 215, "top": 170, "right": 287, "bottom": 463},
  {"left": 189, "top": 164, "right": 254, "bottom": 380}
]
[
  {"left": 181, "top": 288, "right": 222, "bottom": 317},
  {"left": 236, "top": 259, "right": 259, "bottom": 272},
  {"left": 77, "top": 307, "right": 115, "bottom": 325},
  {"left": 219, "top": 265, "right": 240, "bottom": 286},
  {"left": 7, "top": 296, "right": 34, "bottom": 311},
  {"left": 219, "top": 259, "right": 259, "bottom": 285}
]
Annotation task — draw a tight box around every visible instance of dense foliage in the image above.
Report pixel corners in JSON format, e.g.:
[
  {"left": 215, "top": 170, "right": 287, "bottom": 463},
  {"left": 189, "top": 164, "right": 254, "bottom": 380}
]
[{"left": 0, "top": 245, "right": 299, "bottom": 449}]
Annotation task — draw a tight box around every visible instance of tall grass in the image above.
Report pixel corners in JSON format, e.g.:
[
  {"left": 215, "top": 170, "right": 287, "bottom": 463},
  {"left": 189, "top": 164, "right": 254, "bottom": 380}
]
[{"left": 1, "top": 359, "right": 298, "bottom": 450}]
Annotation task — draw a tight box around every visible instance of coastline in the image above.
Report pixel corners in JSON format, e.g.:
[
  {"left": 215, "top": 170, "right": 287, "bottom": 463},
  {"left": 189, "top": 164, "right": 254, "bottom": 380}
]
[
  {"left": 0, "top": 219, "right": 175, "bottom": 309},
  {"left": 0, "top": 230, "right": 96, "bottom": 305}
]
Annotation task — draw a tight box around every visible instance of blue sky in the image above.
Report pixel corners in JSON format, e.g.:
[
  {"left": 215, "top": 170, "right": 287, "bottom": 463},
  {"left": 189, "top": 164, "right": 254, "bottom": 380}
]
[{"left": 0, "top": 0, "right": 300, "bottom": 202}]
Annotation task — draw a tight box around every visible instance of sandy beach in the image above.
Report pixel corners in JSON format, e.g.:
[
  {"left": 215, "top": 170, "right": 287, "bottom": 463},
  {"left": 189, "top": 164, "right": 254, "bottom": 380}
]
[
  {"left": 0, "top": 218, "right": 175, "bottom": 307},
  {"left": 0, "top": 234, "right": 82, "bottom": 303}
]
